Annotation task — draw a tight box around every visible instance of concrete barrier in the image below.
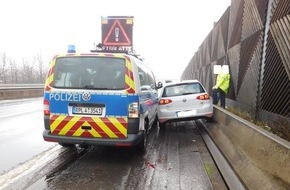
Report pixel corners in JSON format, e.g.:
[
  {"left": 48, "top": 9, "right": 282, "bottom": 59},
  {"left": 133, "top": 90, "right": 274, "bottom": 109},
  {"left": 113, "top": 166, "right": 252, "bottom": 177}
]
[
  {"left": 0, "top": 88, "right": 44, "bottom": 100},
  {"left": 203, "top": 106, "right": 290, "bottom": 189}
]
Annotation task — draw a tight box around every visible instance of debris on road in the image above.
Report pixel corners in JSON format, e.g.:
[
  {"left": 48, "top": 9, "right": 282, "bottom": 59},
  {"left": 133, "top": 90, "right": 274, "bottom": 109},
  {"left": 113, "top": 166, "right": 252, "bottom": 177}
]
[{"left": 147, "top": 161, "right": 156, "bottom": 169}]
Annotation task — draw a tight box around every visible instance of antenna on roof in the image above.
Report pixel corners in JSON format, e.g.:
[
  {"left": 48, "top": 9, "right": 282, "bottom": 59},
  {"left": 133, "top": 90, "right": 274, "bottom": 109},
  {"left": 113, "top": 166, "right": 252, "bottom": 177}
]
[{"left": 96, "top": 43, "right": 103, "bottom": 50}]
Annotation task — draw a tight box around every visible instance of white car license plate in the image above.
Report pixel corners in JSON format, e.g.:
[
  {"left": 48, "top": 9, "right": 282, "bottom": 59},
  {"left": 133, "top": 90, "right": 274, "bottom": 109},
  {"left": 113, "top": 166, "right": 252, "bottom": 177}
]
[
  {"left": 73, "top": 107, "right": 102, "bottom": 115},
  {"left": 177, "top": 110, "right": 196, "bottom": 117}
]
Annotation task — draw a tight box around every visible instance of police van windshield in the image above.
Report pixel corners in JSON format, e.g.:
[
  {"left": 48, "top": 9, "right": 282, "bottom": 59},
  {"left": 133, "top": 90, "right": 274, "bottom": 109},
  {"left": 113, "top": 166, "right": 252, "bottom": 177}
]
[{"left": 52, "top": 57, "right": 126, "bottom": 90}]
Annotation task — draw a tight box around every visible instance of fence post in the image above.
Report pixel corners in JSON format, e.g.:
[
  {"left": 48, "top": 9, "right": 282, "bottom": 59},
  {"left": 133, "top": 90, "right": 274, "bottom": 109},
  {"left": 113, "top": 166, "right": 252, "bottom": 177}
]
[{"left": 255, "top": 0, "right": 273, "bottom": 120}]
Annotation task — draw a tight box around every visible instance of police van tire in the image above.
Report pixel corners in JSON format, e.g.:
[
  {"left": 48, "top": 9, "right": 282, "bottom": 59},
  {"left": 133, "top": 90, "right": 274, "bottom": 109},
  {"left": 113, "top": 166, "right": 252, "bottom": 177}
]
[
  {"left": 137, "top": 123, "right": 148, "bottom": 152},
  {"left": 206, "top": 116, "right": 214, "bottom": 123},
  {"left": 59, "top": 143, "right": 74, "bottom": 147},
  {"left": 141, "top": 129, "right": 147, "bottom": 150},
  {"left": 153, "top": 116, "right": 158, "bottom": 127},
  {"left": 159, "top": 122, "right": 165, "bottom": 130}
]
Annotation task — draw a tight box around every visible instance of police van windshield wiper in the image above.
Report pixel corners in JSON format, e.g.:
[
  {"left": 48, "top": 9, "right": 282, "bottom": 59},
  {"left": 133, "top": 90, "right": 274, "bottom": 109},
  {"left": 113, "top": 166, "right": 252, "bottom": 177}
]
[{"left": 83, "top": 85, "right": 109, "bottom": 90}]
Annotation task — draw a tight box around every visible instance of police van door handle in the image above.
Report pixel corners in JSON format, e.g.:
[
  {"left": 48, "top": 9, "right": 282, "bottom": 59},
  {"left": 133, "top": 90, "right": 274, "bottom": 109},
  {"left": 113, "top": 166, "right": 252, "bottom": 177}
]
[{"left": 82, "top": 126, "right": 92, "bottom": 130}]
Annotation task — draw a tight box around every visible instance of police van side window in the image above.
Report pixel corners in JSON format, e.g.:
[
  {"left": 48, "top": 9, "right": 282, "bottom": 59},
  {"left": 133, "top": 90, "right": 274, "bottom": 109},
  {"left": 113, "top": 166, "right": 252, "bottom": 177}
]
[
  {"left": 138, "top": 67, "right": 146, "bottom": 86},
  {"left": 53, "top": 59, "right": 76, "bottom": 87},
  {"left": 147, "top": 72, "right": 156, "bottom": 89},
  {"left": 138, "top": 66, "right": 149, "bottom": 91},
  {"left": 137, "top": 65, "right": 157, "bottom": 91}
]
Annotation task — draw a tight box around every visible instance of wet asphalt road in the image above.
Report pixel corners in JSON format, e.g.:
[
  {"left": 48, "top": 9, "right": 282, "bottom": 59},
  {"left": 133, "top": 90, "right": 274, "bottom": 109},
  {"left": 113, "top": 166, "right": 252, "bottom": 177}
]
[
  {"left": 0, "top": 98, "right": 228, "bottom": 190},
  {"left": 0, "top": 98, "right": 55, "bottom": 175},
  {"left": 28, "top": 123, "right": 226, "bottom": 190}
]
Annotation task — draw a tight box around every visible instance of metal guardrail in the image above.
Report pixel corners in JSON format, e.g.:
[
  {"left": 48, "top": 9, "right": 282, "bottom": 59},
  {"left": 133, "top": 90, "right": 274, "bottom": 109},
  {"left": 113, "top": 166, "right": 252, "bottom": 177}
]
[
  {"left": 200, "top": 106, "right": 290, "bottom": 189},
  {"left": 0, "top": 84, "right": 44, "bottom": 89},
  {"left": 0, "top": 84, "right": 44, "bottom": 100}
]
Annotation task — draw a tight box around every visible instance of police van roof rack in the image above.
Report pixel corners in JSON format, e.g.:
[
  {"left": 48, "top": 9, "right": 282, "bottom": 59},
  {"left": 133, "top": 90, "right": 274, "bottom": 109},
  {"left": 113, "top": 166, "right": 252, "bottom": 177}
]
[
  {"left": 90, "top": 43, "right": 142, "bottom": 60},
  {"left": 91, "top": 43, "right": 130, "bottom": 54},
  {"left": 90, "top": 49, "right": 129, "bottom": 54},
  {"left": 90, "top": 49, "right": 142, "bottom": 59},
  {"left": 90, "top": 49, "right": 141, "bottom": 58}
]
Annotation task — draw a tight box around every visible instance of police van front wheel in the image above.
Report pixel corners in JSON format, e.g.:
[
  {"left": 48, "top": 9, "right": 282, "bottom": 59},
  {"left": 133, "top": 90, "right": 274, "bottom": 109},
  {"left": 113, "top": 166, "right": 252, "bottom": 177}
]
[{"left": 158, "top": 121, "right": 166, "bottom": 130}]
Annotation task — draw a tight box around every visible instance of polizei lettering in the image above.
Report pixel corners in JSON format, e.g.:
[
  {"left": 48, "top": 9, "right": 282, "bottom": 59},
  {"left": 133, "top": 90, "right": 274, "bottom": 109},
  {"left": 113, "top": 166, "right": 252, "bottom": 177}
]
[{"left": 49, "top": 93, "right": 82, "bottom": 102}]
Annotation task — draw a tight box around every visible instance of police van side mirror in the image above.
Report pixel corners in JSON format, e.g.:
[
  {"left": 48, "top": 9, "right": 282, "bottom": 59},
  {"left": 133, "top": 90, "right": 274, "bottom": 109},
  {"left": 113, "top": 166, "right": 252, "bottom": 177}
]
[{"left": 156, "top": 82, "right": 163, "bottom": 89}]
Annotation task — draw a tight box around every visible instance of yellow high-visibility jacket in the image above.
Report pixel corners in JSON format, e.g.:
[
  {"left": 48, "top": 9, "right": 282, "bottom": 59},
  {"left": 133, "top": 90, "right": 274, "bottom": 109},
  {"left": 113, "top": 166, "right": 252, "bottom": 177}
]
[{"left": 214, "top": 73, "right": 230, "bottom": 93}]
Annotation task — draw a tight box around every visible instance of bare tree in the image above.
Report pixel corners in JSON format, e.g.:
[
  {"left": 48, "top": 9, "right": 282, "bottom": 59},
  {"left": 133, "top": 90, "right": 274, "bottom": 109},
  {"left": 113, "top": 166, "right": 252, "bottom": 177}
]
[
  {"left": 20, "top": 58, "right": 36, "bottom": 83},
  {"left": 0, "top": 52, "right": 48, "bottom": 84},
  {"left": 0, "top": 53, "right": 8, "bottom": 83},
  {"left": 7, "top": 59, "right": 19, "bottom": 83},
  {"left": 34, "top": 53, "right": 46, "bottom": 83}
]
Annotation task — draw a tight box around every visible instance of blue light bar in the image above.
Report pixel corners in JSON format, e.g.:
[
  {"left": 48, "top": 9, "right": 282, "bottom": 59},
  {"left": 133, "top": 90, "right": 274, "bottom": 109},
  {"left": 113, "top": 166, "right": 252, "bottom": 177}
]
[{"left": 67, "top": 45, "right": 76, "bottom": 53}]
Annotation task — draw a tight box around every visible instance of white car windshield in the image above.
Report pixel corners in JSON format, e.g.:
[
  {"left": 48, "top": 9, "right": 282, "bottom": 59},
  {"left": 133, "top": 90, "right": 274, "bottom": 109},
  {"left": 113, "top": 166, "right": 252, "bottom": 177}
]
[{"left": 162, "top": 83, "right": 205, "bottom": 97}]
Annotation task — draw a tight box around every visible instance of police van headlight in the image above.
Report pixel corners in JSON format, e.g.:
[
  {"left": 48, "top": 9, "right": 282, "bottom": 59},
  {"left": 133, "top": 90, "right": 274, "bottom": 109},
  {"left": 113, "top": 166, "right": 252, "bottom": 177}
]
[{"left": 128, "top": 102, "right": 139, "bottom": 118}]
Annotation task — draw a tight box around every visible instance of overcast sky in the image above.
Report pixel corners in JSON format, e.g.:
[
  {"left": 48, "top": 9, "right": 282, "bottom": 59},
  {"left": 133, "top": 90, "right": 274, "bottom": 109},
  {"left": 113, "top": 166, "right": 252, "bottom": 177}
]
[{"left": 0, "top": 0, "right": 230, "bottom": 80}]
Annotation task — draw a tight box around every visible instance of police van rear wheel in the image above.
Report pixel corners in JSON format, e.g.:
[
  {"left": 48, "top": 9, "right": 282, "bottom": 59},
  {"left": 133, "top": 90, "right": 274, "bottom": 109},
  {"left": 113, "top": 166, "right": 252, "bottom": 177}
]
[
  {"left": 59, "top": 143, "right": 74, "bottom": 147},
  {"left": 137, "top": 122, "right": 148, "bottom": 152}
]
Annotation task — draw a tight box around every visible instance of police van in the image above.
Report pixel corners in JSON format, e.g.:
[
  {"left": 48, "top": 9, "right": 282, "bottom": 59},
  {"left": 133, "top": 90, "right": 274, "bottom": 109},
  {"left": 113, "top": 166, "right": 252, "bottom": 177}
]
[{"left": 43, "top": 48, "right": 162, "bottom": 150}]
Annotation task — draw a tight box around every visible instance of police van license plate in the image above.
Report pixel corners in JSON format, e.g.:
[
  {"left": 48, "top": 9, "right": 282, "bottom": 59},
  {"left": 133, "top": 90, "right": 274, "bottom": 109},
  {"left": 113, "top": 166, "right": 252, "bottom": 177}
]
[{"left": 73, "top": 107, "right": 102, "bottom": 115}]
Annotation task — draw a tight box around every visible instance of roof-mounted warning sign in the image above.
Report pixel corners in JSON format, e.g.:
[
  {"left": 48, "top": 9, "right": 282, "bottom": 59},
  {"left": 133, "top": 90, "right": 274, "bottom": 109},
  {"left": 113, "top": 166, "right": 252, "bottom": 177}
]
[{"left": 101, "top": 16, "right": 133, "bottom": 52}]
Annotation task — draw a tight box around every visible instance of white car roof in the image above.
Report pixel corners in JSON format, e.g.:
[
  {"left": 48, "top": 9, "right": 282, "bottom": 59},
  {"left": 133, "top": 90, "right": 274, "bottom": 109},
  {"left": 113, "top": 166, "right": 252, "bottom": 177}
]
[{"left": 164, "top": 79, "right": 200, "bottom": 86}]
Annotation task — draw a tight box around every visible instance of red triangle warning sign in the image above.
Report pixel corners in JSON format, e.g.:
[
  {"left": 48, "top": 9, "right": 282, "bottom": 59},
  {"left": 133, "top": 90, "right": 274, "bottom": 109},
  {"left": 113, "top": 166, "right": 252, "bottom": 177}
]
[{"left": 103, "top": 19, "right": 132, "bottom": 46}]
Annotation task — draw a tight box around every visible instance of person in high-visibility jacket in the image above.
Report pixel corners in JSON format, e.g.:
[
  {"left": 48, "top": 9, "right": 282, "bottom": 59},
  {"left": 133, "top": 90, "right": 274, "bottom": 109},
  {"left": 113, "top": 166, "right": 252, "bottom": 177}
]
[{"left": 212, "top": 72, "right": 230, "bottom": 108}]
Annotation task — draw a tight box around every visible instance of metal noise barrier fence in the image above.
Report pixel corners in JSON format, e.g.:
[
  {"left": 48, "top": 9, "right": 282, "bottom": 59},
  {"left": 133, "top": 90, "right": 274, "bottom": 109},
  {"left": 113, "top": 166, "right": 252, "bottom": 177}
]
[{"left": 181, "top": 0, "right": 290, "bottom": 139}]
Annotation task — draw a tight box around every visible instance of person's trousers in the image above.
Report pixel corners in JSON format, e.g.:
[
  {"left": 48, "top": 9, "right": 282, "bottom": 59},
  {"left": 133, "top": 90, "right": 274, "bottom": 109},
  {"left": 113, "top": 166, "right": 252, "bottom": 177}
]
[{"left": 213, "top": 88, "right": 226, "bottom": 108}]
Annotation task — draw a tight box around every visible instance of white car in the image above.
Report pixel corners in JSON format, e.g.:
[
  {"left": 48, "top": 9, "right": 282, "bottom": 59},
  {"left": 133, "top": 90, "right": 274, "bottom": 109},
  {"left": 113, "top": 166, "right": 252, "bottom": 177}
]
[{"left": 157, "top": 80, "right": 213, "bottom": 127}]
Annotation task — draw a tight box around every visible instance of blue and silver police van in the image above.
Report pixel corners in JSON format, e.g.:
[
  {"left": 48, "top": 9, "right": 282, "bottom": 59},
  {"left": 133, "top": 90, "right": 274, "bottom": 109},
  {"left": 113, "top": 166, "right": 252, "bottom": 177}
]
[{"left": 43, "top": 48, "right": 162, "bottom": 150}]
